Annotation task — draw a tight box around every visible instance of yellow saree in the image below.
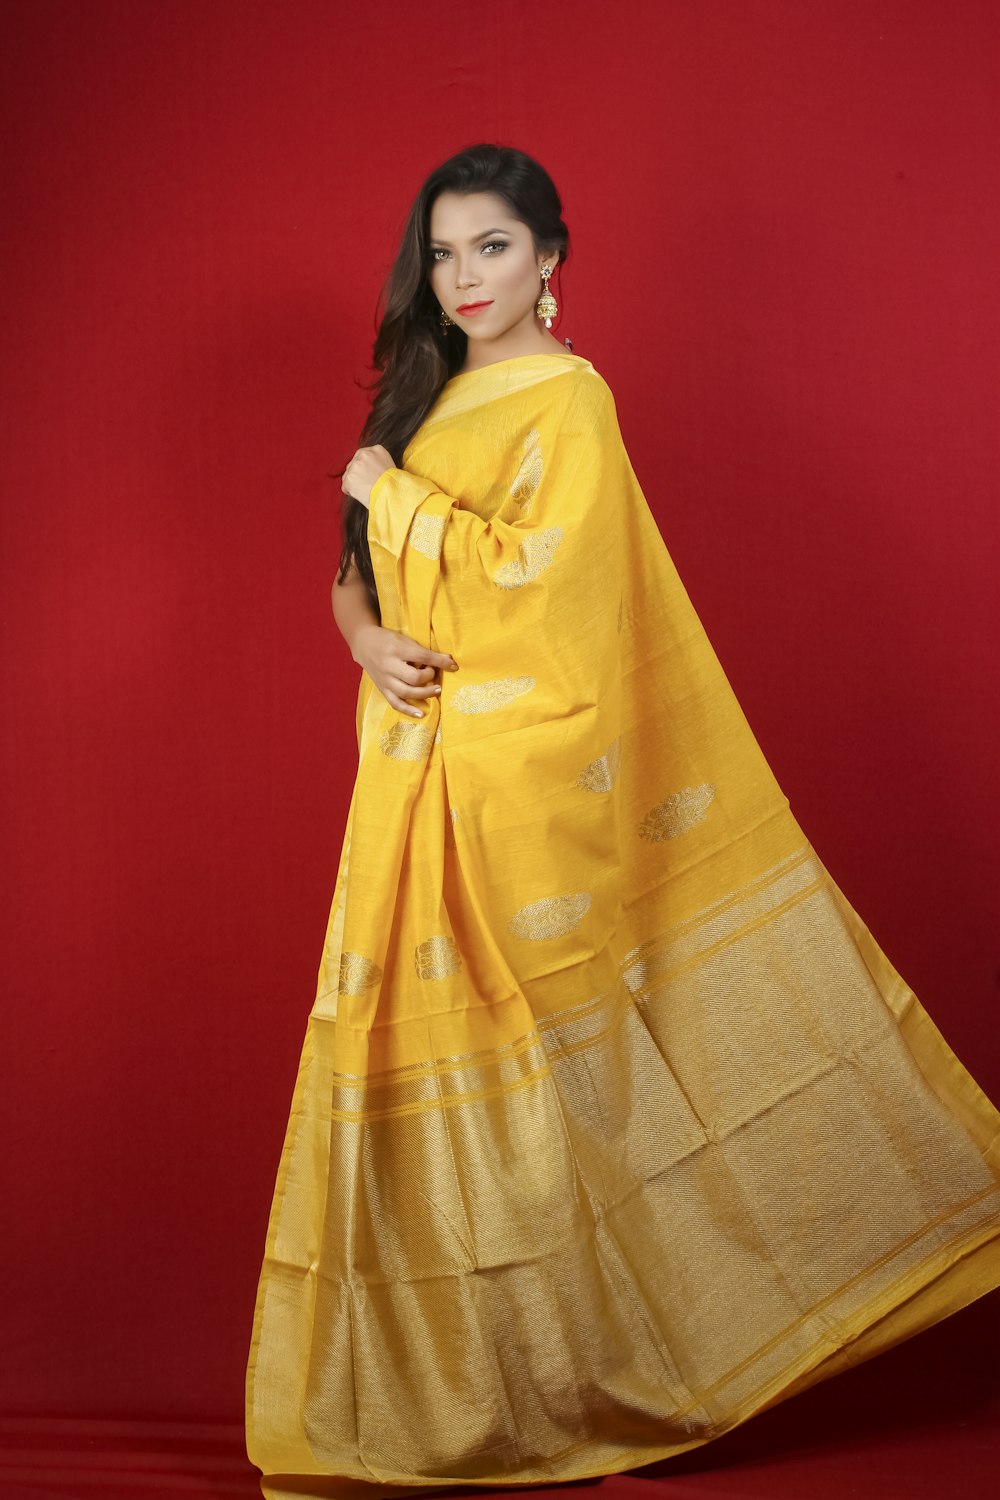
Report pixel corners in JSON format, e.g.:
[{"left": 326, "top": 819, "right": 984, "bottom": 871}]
[{"left": 245, "top": 351, "right": 1000, "bottom": 1498}]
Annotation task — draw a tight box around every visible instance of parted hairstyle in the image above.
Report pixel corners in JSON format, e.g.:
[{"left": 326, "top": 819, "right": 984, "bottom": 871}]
[{"left": 333, "top": 143, "right": 569, "bottom": 619}]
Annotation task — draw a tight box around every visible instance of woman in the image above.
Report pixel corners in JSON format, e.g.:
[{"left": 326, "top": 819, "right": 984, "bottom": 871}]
[{"left": 245, "top": 144, "right": 1000, "bottom": 1499}]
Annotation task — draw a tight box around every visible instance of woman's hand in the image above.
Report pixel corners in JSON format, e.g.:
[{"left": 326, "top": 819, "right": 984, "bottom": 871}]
[
  {"left": 342, "top": 444, "right": 395, "bottom": 511},
  {"left": 352, "top": 623, "right": 458, "bottom": 718}
]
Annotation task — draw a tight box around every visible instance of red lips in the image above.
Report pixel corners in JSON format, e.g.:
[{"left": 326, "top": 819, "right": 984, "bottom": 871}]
[{"left": 456, "top": 300, "right": 493, "bottom": 312}]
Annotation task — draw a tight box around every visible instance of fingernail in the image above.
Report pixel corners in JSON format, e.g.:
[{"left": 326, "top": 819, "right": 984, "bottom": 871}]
[
  {"left": 449, "top": 661, "right": 459, "bottom": 671},
  {"left": 433, "top": 686, "right": 442, "bottom": 695},
  {"left": 410, "top": 709, "right": 423, "bottom": 718}
]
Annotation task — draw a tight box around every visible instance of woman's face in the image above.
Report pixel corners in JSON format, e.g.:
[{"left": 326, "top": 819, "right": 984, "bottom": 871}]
[{"left": 427, "top": 190, "right": 550, "bottom": 343}]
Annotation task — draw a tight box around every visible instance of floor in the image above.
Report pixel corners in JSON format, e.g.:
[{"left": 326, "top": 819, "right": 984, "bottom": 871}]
[{"left": 2, "top": 1298, "right": 997, "bottom": 1499}]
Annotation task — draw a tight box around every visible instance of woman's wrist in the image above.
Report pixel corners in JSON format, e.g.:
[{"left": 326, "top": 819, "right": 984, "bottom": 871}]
[
  {"left": 331, "top": 572, "right": 380, "bottom": 664},
  {"left": 348, "top": 619, "right": 379, "bottom": 668}
]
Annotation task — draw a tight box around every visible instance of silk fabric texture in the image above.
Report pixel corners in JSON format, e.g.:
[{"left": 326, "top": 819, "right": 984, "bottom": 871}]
[{"left": 245, "top": 352, "right": 1000, "bottom": 1498}]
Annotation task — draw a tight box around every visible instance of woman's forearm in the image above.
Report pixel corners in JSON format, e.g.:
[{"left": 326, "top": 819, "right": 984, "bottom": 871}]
[{"left": 331, "top": 568, "right": 379, "bottom": 664}]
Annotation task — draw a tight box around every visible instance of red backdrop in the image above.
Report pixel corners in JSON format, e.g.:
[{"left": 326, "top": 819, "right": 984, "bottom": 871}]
[{"left": 2, "top": 0, "right": 998, "bottom": 1489}]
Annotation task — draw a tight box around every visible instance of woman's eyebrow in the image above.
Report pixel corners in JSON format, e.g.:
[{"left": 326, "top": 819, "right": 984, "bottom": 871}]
[{"left": 428, "top": 227, "right": 510, "bottom": 246}]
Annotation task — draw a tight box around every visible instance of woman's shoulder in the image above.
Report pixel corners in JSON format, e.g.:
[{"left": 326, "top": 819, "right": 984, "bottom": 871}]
[
  {"left": 559, "top": 355, "right": 618, "bottom": 418},
  {"left": 556, "top": 348, "right": 613, "bottom": 390}
]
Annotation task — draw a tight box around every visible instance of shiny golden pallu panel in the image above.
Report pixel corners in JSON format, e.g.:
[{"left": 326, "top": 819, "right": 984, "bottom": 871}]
[{"left": 245, "top": 354, "right": 1000, "bottom": 1498}]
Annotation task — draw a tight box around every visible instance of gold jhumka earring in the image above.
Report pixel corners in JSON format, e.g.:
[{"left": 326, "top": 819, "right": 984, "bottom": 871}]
[
  {"left": 439, "top": 306, "right": 455, "bottom": 328},
  {"left": 535, "top": 263, "right": 558, "bottom": 328}
]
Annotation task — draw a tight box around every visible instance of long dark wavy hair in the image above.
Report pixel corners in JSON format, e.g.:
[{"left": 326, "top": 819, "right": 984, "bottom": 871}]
[{"left": 334, "top": 143, "right": 570, "bottom": 618}]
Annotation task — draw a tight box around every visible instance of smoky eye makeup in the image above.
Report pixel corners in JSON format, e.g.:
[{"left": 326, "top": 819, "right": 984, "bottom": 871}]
[{"left": 429, "top": 239, "right": 510, "bottom": 261}]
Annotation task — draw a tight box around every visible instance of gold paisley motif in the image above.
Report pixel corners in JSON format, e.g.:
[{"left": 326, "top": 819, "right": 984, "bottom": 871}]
[
  {"left": 407, "top": 512, "right": 447, "bottom": 560},
  {"left": 576, "top": 737, "right": 621, "bottom": 792},
  {"left": 414, "top": 934, "right": 463, "bottom": 980},
  {"left": 338, "top": 951, "right": 383, "bottom": 997},
  {"left": 492, "top": 528, "right": 563, "bottom": 590},
  {"left": 452, "top": 675, "right": 536, "bottom": 715},
  {"left": 508, "top": 891, "right": 592, "bottom": 941},
  {"left": 380, "top": 720, "right": 436, "bottom": 760},
  {"left": 434, "top": 721, "right": 442, "bottom": 745},
  {"left": 639, "top": 783, "right": 717, "bottom": 841},
  {"left": 509, "top": 428, "right": 543, "bottom": 510}
]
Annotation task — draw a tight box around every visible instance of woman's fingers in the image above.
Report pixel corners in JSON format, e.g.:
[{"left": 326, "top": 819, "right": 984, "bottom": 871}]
[
  {"left": 399, "top": 637, "right": 458, "bottom": 672},
  {"left": 387, "top": 694, "right": 425, "bottom": 718},
  {"left": 400, "top": 661, "right": 436, "bottom": 685},
  {"left": 376, "top": 635, "right": 458, "bottom": 717},
  {"left": 390, "top": 675, "right": 442, "bottom": 702},
  {"left": 387, "top": 689, "right": 434, "bottom": 718}
]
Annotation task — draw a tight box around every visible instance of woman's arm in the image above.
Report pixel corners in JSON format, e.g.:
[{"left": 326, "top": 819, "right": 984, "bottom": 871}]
[
  {"left": 364, "top": 376, "right": 616, "bottom": 586},
  {"left": 331, "top": 560, "right": 379, "bottom": 665},
  {"left": 332, "top": 558, "right": 458, "bottom": 717}
]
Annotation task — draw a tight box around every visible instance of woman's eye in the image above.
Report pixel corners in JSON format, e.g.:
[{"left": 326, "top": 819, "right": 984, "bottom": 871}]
[{"left": 431, "top": 240, "right": 508, "bottom": 262}]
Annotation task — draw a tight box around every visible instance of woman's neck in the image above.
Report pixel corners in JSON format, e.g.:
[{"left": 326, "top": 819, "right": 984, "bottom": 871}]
[{"left": 458, "top": 330, "right": 570, "bottom": 375}]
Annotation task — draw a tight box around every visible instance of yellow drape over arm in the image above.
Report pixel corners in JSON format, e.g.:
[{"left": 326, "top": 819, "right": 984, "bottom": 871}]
[{"left": 366, "top": 368, "right": 627, "bottom": 731}]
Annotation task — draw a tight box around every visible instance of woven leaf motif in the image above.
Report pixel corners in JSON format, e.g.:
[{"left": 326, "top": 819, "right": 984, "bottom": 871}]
[
  {"left": 508, "top": 891, "right": 592, "bottom": 941},
  {"left": 406, "top": 512, "right": 447, "bottom": 560},
  {"left": 452, "top": 676, "right": 536, "bottom": 715},
  {"left": 338, "top": 952, "right": 383, "bottom": 997},
  {"left": 639, "top": 783, "right": 717, "bottom": 841},
  {"left": 509, "top": 429, "right": 543, "bottom": 511},
  {"left": 414, "top": 934, "right": 463, "bottom": 980},
  {"left": 492, "top": 528, "right": 563, "bottom": 590},
  {"left": 577, "top": 737, "right": 621, "bottom": 793},
  {"left": 380, "top": 720, "right": 436, "bottom": 760}
]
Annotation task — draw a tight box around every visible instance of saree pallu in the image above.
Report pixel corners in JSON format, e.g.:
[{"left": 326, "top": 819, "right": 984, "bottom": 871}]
[{"left": 245, "top": 351, "right": 1000, "bottom": 1499}]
